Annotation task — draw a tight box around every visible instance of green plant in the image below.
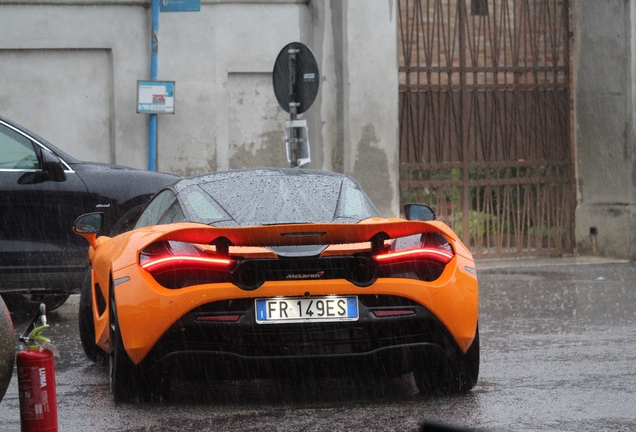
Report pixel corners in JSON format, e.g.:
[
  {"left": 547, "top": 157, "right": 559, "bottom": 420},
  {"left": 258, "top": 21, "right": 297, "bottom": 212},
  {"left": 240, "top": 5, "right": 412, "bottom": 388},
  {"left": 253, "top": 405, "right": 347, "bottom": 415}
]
[{"left": 450, "top": 210, "right": 497, "bottom": 239}]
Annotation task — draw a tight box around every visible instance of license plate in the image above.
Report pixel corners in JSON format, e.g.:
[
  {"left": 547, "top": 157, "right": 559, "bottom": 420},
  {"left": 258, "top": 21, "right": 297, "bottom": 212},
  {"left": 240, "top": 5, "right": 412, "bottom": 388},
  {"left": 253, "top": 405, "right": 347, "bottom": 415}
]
[{"left": 255, "top": 296, "right": 358, "bottom": 324}]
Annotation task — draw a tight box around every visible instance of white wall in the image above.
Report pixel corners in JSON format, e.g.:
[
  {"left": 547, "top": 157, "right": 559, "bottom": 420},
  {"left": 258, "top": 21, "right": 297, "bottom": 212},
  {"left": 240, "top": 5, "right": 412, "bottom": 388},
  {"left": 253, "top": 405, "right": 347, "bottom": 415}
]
[
  {"left": 156, "top": 3, "right": 303, "bottom": 175},
  {"left": 0, "top": 3, "right": 148, "bottom": 167},
  {"left": 344, "top": 0, "right": 399, "bottom": 218}
]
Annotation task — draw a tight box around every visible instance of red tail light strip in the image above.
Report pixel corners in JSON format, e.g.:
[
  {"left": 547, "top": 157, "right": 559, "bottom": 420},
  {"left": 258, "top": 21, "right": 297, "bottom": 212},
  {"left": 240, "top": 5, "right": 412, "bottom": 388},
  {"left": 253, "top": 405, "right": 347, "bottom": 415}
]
[
  {"left": 141, "top": 255, "right": 231, "bottom": 272},
  {"left": 374, "top": 248, "right": 454, "bottom": 264}
]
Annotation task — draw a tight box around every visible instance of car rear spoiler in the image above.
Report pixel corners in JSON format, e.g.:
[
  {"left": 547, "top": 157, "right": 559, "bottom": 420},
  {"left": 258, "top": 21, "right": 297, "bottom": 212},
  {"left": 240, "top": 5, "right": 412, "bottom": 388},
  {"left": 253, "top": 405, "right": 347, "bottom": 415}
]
[{"left": 145, "top": 218, "right": 459, "bottom": 249}]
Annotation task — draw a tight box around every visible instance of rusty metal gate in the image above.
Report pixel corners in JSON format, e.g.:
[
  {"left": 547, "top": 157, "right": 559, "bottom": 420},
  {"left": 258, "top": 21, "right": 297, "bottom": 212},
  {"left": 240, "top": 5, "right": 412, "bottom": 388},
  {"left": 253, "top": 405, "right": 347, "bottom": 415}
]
[{"left": 398, "top": 0, "right": 575, "bottom": 257}]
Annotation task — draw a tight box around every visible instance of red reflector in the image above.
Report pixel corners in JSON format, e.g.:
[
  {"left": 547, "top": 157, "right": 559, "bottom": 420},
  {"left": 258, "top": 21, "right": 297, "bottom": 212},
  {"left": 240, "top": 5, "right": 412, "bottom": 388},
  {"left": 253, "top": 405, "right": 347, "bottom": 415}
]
[
  {"left": 374, "top": 248, "right": 454, "bottom": 264},
  {"left": 372, "top": 309, "right": 415, "bottom": 318},
  {"left": 141, "top": 255, "right": 231, "bottom": 272},
  {"left": 196, "top": 315, "right": 241, "bottom": 323}
]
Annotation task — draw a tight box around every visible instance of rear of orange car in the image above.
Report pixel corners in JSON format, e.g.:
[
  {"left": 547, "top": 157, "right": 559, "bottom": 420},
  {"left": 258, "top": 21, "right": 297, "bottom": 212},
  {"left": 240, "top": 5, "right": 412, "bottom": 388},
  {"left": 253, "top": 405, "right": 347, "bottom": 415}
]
[{"left": 88, "top": 218, "right": 478, "bottom": 394}]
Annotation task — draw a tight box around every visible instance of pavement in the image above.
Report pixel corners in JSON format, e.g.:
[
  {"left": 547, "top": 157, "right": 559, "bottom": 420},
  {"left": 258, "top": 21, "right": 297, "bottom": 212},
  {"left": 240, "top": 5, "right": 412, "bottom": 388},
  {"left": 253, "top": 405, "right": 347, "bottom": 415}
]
[
  {"left": 0, "top": 256, "right": 636, "bottom": 432},
  {"left": 475, "top": 255, "right": 630, "bottom": 270}
]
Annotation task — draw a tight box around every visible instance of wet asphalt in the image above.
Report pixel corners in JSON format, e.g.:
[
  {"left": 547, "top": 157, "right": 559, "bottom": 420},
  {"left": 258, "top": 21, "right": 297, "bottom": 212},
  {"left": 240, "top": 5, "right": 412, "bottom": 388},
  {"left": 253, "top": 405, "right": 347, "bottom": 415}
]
[{"left": 1, "top": 258, "right": 635, "bottom": 431}]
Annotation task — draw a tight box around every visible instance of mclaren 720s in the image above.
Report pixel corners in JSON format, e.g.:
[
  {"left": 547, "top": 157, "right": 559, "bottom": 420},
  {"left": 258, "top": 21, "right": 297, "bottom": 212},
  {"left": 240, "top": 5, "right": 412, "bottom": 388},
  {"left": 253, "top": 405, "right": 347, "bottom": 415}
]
[{"left": 73, "top": 168, "right": 479, "bottom": 402}]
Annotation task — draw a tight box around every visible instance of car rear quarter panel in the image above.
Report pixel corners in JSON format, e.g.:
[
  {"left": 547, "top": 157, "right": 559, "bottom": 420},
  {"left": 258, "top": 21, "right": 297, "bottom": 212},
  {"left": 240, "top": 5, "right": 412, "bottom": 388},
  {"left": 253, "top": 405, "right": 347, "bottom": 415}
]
[{"left": 90, "top": 231, "right": 145, "bottom": 352}]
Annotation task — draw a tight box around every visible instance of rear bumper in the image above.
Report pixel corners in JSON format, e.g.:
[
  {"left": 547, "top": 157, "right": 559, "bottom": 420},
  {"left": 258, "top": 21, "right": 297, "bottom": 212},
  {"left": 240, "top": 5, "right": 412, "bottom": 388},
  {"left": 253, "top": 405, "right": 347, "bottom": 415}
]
[
  {"left": 115, "top": 253, "right": 478, "bottom": 365},
  {"left": 142, "top": 298, "right": 461, "bottom": 379},
  {"left": 147, "top": 342, "right": 450, "bottom": 380}
]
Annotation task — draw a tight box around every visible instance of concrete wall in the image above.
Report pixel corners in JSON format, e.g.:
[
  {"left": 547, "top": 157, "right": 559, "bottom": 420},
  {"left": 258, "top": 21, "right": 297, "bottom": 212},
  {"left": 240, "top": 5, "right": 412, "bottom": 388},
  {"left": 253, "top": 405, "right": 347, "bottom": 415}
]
[
  {"left": 574, "top": 0, "right": 636, "bottom": 259},
  {"left": 0, "top": 3, "right": 148, "bottom": 167},
  {"left": 0, "top": 0, "right": 400, "bottom": 217}
]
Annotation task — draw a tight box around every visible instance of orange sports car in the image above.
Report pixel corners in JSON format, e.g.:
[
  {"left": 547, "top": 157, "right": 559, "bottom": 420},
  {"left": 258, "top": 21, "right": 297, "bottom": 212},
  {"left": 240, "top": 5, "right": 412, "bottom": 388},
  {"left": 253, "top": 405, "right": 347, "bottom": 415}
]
[{"left": 74, "top": 168, "right": 478, "bottom": 402}]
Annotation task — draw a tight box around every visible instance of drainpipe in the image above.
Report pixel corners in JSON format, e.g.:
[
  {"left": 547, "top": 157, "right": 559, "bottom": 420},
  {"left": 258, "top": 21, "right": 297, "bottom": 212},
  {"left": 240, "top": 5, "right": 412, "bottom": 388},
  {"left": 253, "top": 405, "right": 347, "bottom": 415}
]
[{"left": 148, "top": 0, "right": 159, "bottom": 171}]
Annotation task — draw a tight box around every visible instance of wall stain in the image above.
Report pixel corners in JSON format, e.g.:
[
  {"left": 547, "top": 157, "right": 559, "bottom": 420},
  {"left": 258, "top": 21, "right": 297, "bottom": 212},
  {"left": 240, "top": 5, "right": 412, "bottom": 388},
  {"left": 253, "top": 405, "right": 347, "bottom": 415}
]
[
  {"left": 352, "top": 124, "right": 392, "bottom": 217},
  {"left": 165, "top": 133, "right": 217, "bottom": 177},
  {"left": 229, "top": 129, "right": 289, "bottom": 169}
]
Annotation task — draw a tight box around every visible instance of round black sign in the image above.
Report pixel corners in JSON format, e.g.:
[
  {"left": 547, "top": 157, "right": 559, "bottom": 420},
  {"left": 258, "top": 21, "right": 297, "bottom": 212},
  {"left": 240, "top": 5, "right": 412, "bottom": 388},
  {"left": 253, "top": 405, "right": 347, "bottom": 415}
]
[{"left": 272, "top": 42, "right": 320, "bottom": 115}]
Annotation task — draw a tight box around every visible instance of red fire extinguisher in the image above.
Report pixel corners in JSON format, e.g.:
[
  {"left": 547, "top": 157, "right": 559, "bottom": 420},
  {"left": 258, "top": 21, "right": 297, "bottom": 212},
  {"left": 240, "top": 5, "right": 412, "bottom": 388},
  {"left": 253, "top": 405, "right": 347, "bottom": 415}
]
[{"left": 17, "top": 304, "right": 58, "bottom": 432}]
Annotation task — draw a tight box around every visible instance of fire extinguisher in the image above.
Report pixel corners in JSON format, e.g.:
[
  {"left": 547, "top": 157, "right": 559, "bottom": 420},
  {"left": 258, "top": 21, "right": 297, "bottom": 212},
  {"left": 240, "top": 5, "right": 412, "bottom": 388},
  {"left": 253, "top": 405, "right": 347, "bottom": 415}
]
[{"left": 17, "top": 304, "right": 59, "bottom": 432}]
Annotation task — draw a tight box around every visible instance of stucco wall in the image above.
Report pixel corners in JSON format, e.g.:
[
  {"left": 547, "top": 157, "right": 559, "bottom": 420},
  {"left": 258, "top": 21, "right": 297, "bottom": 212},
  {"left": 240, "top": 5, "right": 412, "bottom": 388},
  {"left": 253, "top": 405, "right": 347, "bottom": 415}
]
[
  {"left": 156, "top": 3, "right": 304, "bottom": 175},
  {"left": 574, "top": 0, "right": 636, "bottom": 259},
  {"left": 0, "top": 0, "right": 400, "bottom": 217},
  {"left": 0, "top": 3, "right": 148, "bottom": 167},
  {"left": 345, "top": 1, "right": 399, "bottom": 219}
]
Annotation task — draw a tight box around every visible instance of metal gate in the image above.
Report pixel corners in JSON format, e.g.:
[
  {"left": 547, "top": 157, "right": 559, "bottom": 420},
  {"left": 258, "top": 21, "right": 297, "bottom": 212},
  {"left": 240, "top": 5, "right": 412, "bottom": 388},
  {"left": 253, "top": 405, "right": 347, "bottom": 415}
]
[{"left": 398, "top": 0, "right": 574, "bottom": 257}]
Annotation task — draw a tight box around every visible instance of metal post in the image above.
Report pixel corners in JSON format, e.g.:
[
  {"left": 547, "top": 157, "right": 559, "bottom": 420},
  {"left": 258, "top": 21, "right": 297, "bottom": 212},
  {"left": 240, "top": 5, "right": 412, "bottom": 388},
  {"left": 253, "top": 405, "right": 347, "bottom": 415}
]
[
  {"left": 288, "top": 47, "right": 299, "bottom": 168},
  {"left": 148, "top": 0, "right": 159, "bottom": 171}
]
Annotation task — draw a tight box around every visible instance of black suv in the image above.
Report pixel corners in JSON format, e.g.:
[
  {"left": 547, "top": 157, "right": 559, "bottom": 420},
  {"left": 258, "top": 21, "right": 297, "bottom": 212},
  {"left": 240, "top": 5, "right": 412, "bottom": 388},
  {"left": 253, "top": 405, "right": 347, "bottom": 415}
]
[{"left": 0, "top": 115, "right": 178, "bottom": 311}]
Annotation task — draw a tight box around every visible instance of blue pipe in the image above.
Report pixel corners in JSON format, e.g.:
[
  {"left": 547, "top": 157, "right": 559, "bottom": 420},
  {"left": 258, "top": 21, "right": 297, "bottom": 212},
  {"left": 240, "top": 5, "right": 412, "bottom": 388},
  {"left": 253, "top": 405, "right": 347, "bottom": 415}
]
[{"left": 148, "top": 0, "right": 159, "bottom": 171}]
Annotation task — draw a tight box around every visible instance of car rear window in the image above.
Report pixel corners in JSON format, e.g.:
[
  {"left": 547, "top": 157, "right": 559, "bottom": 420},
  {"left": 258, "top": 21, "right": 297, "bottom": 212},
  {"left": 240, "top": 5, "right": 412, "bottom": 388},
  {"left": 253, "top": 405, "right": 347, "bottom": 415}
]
[
  {"left": 179, "top": 186, "right": 228, "bottom": 222},
  {"left": 198, "top": 174, "right": 369, "bottom": 225}
]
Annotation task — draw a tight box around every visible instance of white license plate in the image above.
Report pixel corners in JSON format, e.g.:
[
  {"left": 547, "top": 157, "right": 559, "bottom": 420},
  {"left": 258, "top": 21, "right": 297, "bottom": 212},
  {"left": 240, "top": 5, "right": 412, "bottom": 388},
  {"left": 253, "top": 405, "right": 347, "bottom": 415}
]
[{"left": 255, "top": 296, "right": 358, "bottom": 324}]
